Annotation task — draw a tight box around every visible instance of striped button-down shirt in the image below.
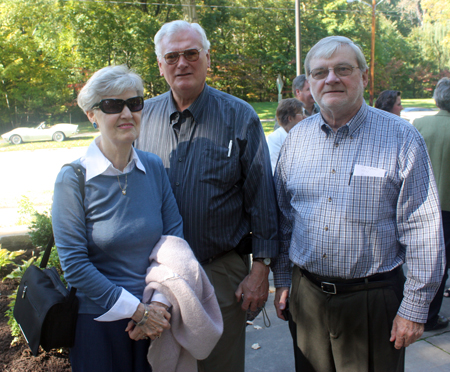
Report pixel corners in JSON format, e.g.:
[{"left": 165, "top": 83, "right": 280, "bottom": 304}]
[
  {"left": 135, "top": 84, "right": 278, "bottom": 263},
  {"left": 273, "top": 103, "right": 445, "bottom": 322}
]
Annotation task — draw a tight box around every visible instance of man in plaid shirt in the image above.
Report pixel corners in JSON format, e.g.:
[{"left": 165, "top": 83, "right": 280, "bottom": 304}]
[{"left": 272, "top": 36, "right": 445, "bottom": 372}]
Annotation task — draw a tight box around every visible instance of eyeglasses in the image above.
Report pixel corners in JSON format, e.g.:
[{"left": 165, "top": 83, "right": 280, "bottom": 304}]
[
  {"left": 92, "top": 96, "right": 144, "bottom": 114},
  {"left": 163, "top": 48, "right": 203, "bottom": 65},
  {"left": 309, "top": 64, "right": 360, "bottom": 80}
]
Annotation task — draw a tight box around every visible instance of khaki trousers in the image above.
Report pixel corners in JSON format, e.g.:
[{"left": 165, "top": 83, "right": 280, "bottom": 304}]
[
  {"left": 290, "top": 265, "right": 405, "bottom": 372},
  {"left": 198, "top": 250, "right": 248, "bottom": 372}
]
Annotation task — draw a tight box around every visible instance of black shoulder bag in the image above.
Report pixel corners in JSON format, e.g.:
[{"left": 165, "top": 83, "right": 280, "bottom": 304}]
[{"left": 13, "top": 164, "right": 85, "bottom": 356}]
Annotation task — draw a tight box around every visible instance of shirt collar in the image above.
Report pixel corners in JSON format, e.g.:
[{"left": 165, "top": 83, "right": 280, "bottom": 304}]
[
  {"left": 320, "top": 102, "right": 367, "bottom": 137},
  {"left": 80, "top": 136, "right": 146, "bottom": 182},
  {"left": 168, "top": 83, "right": 209, "bottom": 124}
]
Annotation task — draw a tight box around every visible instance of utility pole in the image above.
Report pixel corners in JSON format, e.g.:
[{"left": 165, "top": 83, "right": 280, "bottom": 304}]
[
  {"left": 295, "top": 0, "right": 302, "bottom": 75},
  {"left": 180, "top": 0, "right": 198, "bottom": 23},
  {"left": 347, "top": 0, "right": 386, "bottom": 106}
]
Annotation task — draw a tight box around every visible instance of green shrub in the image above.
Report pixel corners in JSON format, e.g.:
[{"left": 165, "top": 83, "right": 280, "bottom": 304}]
[{"left": 5, "top": 200, "right": 64, "bottom": 347}]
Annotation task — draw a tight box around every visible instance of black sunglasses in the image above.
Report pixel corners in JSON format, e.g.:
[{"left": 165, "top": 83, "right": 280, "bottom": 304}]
[{"left": 92, "top": 96, "right": 144, "bottom": 114}]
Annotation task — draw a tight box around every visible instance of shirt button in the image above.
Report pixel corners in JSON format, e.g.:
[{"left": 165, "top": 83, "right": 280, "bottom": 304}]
[
  {"left": 350, "top": 136, "right": 354, "bottom": 140},
  {"left": 324, "top": 226, "right": 329, "bottom": 231},
  {"left": 328, "top": 197, "right": 332, "bottom": 202},
  {"left": 323, "top": 254, "right": 327, "bottom": 258},
  {"left": 331, "top": 169, "right": 336, "bottom": 174},
  {"left": 335, "top": 143, "right": 339, "bottom": 147},
  {"left": 178, "top": 157, "right": 183, "bottom": 162},
  {"left": 175, "top": 182, "right": 180, "bottom": 186}
]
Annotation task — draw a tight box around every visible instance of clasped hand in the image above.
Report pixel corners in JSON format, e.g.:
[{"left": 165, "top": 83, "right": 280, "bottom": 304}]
[{"left": 126, "top": 302, "right": 171, "bottom": 341}]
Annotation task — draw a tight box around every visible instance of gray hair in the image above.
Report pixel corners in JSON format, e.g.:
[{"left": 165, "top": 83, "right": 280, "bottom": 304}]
[
  {"left": 433, "top": 77, "right": 450, "bottom": 112},
  {"left": 154, "top": 20, "right": 211, "bottom": 59},
  {"left": 77, "top": 65, "right": 144, "bottom": 114},
  {"left": 292, "top": 75, "right": 307, "bottom": 96},
  {"left": 276, "top": 98, "right": 304, "bottom": 127},
  {"left": 304, "top": 36, "right": 369, "bottom": 77}
]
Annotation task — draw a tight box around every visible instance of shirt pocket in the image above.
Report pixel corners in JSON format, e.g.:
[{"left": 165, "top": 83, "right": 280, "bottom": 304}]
[
  {"left": 344, "top": 175, "right": 386, "bottom": 224},
  {"left": 200, "top": 145, "right": 238, "bottom": 189}
]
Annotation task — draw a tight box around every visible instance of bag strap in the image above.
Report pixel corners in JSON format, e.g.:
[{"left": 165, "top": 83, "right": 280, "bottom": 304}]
[{"left": 39, "top": 164, "right": 85, "bottom": 269}]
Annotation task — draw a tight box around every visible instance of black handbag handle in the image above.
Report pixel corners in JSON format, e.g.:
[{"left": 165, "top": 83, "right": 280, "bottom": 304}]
[{"left": 40, "top": 164, "right": 85, "bottom": 269}]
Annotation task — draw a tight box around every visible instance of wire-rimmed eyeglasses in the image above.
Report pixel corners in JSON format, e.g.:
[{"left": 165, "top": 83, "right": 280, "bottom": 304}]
[
  {"left": 163, "top": 48, "right": 203, "bottom": 65},
  {"left": 309, "top": 64, "right": 360, "bottom": 80}
]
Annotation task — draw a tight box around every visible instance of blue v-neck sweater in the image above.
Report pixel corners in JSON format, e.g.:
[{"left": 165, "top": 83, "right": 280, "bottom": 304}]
[{"left": 52, "top": 150, "right": 183, "bottom": 315}]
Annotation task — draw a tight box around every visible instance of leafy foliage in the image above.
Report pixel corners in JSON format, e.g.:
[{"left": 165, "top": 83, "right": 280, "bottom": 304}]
[{"left": 0, "top": 0, "right": 450, "bottom": 133}]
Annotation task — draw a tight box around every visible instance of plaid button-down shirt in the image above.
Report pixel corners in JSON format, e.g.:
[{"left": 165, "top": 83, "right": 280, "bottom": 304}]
[{"left": 273, "top": 103, "right": 445, "bottom": 322}]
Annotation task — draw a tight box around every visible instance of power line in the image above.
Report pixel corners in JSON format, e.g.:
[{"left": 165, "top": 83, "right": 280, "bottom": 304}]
[{"left": 62, "top": 0, "right": 404, "bottom": 16}]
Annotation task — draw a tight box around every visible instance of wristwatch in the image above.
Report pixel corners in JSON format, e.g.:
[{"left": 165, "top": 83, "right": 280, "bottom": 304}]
[{"left": 254, "top": 257, "right": 271, "bottom": 266}]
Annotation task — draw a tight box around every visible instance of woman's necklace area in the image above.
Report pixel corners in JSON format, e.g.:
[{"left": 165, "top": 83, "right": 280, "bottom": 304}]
[{"left": 117, "top": 173, "right": 128, "bottom": 195}]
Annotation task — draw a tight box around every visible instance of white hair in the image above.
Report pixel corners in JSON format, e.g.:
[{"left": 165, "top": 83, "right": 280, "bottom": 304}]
[
  {"left": 77, "top": 65, "right": 144, "bottom": 114},
  {"left": 434, "top": 77, "right": 450, "bottom": 112},
  {"left": 154, "top": 20, "right": 210, "bottom": 60},
  {"left": 304, "top": 36, "right": 368, "bottom": 77}
]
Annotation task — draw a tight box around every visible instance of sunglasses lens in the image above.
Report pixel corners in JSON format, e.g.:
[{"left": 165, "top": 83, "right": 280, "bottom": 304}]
[
  {"left": 100, "top": 99, "right": 124, "bottom": 114},
  {"left": 184, "top": 49, "right": 200, "bottom": 62},
  {"left": 126, "top": 97, "right": 144, "bottom": 112},
  {"left": 165, "top": 52, "right": 179, "bottom": 64}
]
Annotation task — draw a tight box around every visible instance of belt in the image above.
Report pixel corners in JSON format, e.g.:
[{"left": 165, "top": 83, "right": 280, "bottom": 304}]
[
  {"left": 299, "top": 267, "right": 401, "bottom": 295},
  {"left": 199, "top": 249, "right": 234, "bottom": 266}
]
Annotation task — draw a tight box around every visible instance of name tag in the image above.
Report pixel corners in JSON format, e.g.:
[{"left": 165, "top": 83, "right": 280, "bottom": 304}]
[{"left": 353, "top": 164, "right": 386, "bottom": 178}]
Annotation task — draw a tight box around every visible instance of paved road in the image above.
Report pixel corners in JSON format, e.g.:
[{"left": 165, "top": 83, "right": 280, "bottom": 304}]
[{"left": 0, "top": 147, "right": 87, "bottom": 227}]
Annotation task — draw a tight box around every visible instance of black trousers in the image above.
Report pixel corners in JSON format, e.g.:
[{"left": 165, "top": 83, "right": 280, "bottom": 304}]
[
  {"left": 427, "top": 210, "right": 450, "bottom": 325},
  {"left": 290, "top": 266, "right": 405, "bottom": 372}
]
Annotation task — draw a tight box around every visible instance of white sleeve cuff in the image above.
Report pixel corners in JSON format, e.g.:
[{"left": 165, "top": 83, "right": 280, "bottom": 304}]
[
  {"left": 94, "top": 288, "right": 140, "bottom": 322},
  {"left": 151, "top": 290, "right": 172, "bottom": 308}
]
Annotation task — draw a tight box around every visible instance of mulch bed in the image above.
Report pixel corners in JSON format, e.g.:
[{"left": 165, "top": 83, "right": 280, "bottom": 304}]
[{"left": 0, "top": 266, "right": 71, "bottom": 372}]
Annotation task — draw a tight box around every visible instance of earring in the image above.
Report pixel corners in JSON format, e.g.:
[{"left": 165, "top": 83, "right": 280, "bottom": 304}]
[{"left": 93, "top": 122, "right": 98, "bottom": 129}]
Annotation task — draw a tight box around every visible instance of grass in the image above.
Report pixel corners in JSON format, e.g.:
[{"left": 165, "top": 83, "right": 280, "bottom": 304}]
[
  {"left": 0, "top": 121, "right": 98, "bottom": 152},
  {"left": 251, "top": 98, "right": 436, "bottom": 134}
]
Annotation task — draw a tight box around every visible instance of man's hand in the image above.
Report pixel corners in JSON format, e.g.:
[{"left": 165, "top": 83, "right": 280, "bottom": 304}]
[
  {"left": 274, "top": 287, "right": 290, "bottom": 320},
  {"left": 235, "top": 261, "right": 270, "bottom": 311},
  {"left": 390, "top": 314, "right": 424, "bottom": 349}
]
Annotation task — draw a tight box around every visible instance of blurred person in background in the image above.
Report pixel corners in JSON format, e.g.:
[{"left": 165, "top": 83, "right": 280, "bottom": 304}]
[
  {"left": 413, "top": 77, "right": 450, "bottom": 332},
  {"left": 267, "top": 98, "right": 305, "bottom": 173},
  {"left": 375, "top": 90, "right": 403, "bottom": 116}
]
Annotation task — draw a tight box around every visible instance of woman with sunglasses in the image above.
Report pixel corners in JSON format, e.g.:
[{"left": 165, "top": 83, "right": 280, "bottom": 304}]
[{"left": 51, "top": 65, "right": 183, "bottom": 371}]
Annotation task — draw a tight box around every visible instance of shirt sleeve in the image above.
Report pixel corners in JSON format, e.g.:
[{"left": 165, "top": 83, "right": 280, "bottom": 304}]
[
  {"left": 52, "top": 167, "right": 123, "bottom": 311},
  {"left": 241, "top": 113, "right": 279, "bottom": 259},
  {"left": 94, "top": 288, "right": 140, "bottom": 322},
  {"left": 272, "top": 139, "right": 293, "bottom": 288},
  {"left": 396, "top": 131, "right": 446, "bottom": 323}
]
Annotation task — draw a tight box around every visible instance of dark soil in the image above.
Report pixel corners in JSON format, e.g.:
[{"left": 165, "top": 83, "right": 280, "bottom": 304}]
[{"left": 0, "top": 268, "right": 71, "bottom": 371}]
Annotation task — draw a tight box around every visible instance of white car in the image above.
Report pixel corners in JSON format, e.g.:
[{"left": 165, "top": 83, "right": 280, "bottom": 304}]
[
  {"left": 400, "top": 107, "right": 438, "bottom": 123},
  {"left": 1, "top": 122, "right": 79, "bottom": 145}
]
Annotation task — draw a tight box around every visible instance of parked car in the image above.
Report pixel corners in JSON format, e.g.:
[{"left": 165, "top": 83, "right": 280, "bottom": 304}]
[
  {"left": 1, "top": 122, "right": 79, "bottom": 145},
  {"left": 400, "top": 107, "right": 438, "bottom": 123}
]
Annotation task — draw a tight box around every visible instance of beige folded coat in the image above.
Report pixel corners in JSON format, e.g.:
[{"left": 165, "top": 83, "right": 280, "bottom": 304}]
[{"left": 143, "top": 235, "right": 223, "bottom": 372}]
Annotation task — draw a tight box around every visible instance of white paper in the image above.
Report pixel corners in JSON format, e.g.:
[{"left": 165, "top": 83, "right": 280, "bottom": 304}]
[{"left": 353, "top": 164, "right": 386, "bottom": 178}]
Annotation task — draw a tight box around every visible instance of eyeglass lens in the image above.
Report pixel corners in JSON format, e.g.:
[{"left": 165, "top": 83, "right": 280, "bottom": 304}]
[
  {"left": 96, "top": 96, "right": 144, "bottom": 114},
  {"left": 310, "top": 64, "right": 356, "bottom": 80},
  {"left": 164, "top": 48, "right": 201, "bottom": 65}
]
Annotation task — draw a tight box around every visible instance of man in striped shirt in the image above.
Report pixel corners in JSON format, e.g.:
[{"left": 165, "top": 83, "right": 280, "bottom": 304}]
[
  {"left": 273, "top": 36, "right": 445, "bottom": 371},
  {"left": 135, "top": 20, "right": 278, "bottom": 372}
]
